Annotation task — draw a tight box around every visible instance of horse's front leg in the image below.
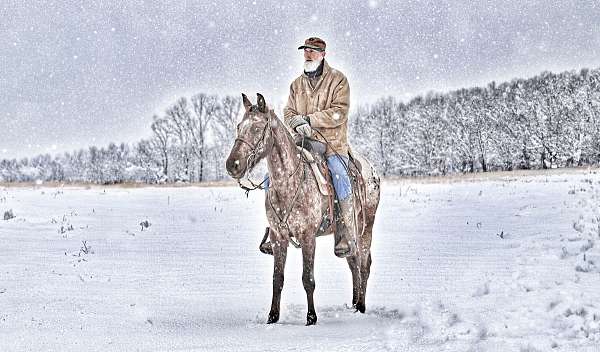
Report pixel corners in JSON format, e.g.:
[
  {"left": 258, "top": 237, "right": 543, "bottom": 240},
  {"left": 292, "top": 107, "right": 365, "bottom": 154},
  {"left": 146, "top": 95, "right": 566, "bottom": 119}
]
[
  {"left": 356, "top": 221, "right": 374, "bottom": 314},
  {"left": 267, "top": 236, "right": 288, "bottom": 324},
  {"left": 301, "top": 236, "right": 317, "bottom": 325},
  {"left": 346, "top": 255, "right": 362, "bottom": 310}
]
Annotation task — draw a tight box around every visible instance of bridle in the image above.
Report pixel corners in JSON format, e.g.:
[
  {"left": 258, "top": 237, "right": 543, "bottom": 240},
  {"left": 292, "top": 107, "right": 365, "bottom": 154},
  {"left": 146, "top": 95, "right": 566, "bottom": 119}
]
[{"left": 234, "top": 111, "right": 274, "bottom": 194}]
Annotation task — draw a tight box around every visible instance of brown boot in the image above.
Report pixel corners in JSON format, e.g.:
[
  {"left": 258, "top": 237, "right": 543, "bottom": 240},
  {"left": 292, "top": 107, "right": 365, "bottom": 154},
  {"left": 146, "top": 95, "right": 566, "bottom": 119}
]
[
  {"left": 334, "top": 198, "right": 357, "bottom": 258},
  {"left": 259, "top": 227, "right": 273, "bottom": 255}
]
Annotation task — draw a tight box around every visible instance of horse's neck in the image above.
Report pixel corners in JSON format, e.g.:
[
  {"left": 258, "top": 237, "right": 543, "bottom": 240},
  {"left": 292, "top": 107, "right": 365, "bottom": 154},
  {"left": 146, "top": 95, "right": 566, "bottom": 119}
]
[{"left": 266, "top": 118, "right": 301, "bottom": 189}]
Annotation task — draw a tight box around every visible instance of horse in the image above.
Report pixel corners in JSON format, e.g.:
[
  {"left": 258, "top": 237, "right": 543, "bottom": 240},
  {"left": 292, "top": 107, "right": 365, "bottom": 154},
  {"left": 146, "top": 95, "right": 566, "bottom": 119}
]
[{"left": 225, "top": 93, "right": 380, "bottom": 325}]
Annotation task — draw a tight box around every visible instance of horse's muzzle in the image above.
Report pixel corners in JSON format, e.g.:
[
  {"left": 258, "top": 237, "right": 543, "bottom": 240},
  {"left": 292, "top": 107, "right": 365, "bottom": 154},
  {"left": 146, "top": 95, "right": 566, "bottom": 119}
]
[{"left": 225, "top": 155, "right": 246, "bottom": 179}]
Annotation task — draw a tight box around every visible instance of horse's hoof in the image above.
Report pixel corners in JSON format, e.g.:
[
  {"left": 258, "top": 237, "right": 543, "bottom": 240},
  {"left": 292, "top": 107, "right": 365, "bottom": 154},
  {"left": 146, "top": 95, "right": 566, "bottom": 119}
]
[
  {"left": 356, "top": 302, "right": 366, "bottom": 314},
  {"left": 267, "top": 311, "right": 279, "bottom": 324},
  {"left": 306, "top": 312, "right": 317, "bottom": 326}
]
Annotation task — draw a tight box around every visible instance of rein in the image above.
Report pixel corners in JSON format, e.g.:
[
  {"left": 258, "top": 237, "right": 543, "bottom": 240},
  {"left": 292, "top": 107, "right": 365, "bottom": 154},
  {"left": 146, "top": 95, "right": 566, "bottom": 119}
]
[
  {"left": 234, "top": 110, "right": 305, "bottom": 248},
  {"left": 313, "top": 129, "right": 354, "bottom": 174},
  {"left": 235, "top": 111, "right": 305, "bottom": 196},
  {"left": 234, "top": 110, "right": 364, "bottom": 250},
  {"left": 262, "top": 114, "right": 306, "bottom": 249},
  {"left": 266, "top": 162, "right": 306, "bottom": 249}
]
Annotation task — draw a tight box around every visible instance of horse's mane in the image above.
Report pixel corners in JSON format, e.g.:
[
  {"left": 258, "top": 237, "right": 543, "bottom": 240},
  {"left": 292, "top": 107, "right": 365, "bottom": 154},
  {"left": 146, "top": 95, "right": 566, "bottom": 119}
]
[
  {"left": 245, "top": 105, "right": 296, "bottom": 149},
  {"left": 266, "top": 109, "right": 296, "bottom": 146}
]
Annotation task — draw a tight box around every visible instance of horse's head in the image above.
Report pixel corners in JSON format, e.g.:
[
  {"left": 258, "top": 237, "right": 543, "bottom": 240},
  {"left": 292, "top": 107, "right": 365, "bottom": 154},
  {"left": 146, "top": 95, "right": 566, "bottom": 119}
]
[{"left": 225, "top": 93, "right": 273, "bottom": 179}]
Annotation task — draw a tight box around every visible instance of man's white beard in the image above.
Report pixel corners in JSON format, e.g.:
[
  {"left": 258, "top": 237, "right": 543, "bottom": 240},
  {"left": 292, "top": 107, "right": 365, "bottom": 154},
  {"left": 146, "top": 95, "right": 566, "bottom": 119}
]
[{"left": 304, "top": 58, "right": 322, "bottom": 73}]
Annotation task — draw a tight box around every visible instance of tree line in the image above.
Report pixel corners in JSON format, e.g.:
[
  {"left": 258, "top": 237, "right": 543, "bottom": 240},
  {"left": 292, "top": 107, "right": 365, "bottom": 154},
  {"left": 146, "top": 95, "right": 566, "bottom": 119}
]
[
  {"left": 1, "top": 67, "right": 599, "bottom": 183},
  {"left": 352, "top": 67, "right": 600, "bottom": 176},
  {"left": 0, "top": 93, "right": 240, "bottom": 183}
]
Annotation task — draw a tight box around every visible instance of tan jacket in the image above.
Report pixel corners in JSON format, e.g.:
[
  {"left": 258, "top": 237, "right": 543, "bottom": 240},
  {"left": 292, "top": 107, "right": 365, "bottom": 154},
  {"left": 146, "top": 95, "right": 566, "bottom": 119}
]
[{"left": 284, "top": 60, "right": 350, "bottom": 156}]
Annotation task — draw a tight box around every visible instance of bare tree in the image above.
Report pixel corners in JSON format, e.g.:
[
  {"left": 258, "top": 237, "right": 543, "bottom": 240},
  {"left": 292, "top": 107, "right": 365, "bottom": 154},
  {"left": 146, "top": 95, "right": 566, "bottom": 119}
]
[
  {"left": 190, "top": 93, "right": 220, "bottom": 182},
  {"left": 213, "top": 95, "right": 241, "bottom": 146},
  {"left": 165, "top": 98, "right": 194, "bottom": 181},
  {"left": 150, "top": 115, "right": 171, "bottom": 180},
  {"left": 212, "top": 95, "right": 242, "bottom": 179}
]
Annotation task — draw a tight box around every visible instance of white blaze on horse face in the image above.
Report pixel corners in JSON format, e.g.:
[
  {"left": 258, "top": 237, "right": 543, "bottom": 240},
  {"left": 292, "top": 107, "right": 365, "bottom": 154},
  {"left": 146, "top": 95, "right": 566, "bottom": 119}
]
[
  {"left": 238, "top": 118, "right": 253, "bottom": 136},
  {"left": 238, "top": 114, "right": 267, "bottom": 144},
  {"left": 234, "top": 160, "right": 240, "bottom": 166}
]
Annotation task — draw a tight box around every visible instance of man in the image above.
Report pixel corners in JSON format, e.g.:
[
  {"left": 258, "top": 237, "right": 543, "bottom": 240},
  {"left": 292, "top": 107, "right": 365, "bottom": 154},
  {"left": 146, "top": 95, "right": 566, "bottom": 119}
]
[{"left": 262, "top": 36, "right": 356, "bottom": 258}]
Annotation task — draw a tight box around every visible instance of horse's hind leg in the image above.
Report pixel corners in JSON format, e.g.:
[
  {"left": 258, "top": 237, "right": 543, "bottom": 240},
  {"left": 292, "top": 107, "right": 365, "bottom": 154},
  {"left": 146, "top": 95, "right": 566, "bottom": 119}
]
[
  {"left": 301, "top": 237, "right": 317, "bottom": 325},
  {"left": 267, "top": 239, "right": 288, "bottom": 324},
  {"left": 346, "top": 255, "right": 361, "bottom": 310}
]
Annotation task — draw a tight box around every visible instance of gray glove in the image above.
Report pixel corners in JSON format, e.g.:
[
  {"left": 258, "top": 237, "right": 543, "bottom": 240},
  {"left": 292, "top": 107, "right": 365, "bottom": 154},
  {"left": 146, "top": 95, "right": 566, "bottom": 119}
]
[
  {"left": 296, "top": 124, "right": 312, "bottom": 137},
  {"left": 289, "top": 115, "right": 310, "bottom": 130}
]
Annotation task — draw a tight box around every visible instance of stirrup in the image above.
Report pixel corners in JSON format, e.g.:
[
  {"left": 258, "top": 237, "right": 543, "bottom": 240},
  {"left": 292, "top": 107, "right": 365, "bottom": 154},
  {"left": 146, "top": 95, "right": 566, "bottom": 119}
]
[
  {"left": 259, "top": 242, "right": 273, "bottom": 255},
  {"left": 259, "top": 227, "right": 273, "bottom": 255}
]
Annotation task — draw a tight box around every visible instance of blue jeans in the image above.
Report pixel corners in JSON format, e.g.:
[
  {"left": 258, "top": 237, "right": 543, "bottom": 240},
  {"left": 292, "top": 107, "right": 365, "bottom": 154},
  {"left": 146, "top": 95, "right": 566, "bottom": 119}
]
[{"left": 264, "top": 155, "right": 352, "bottom": 200}]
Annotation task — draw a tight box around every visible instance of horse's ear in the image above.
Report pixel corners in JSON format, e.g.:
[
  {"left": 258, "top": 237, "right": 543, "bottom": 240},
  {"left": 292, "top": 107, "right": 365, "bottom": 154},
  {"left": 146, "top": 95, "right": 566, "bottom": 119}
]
[
  {"left": 242, "top": 93, "right": 252, "bottom": 112},
  {"left": 256, "top": 93, "right": 267, "bottom": 113}
]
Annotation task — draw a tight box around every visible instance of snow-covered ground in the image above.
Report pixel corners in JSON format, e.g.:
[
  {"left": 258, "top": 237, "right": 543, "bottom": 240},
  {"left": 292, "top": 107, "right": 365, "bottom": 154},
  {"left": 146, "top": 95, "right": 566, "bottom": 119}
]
[{"left": 1, "top": 170, "right": 600, "bottom": 351}]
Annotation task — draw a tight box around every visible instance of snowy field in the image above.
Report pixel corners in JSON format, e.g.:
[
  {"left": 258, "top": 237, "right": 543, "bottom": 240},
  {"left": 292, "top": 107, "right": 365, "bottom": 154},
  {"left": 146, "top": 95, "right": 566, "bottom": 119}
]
[{"left": 1, "top": 170, "right": 600, "bottom": 351}]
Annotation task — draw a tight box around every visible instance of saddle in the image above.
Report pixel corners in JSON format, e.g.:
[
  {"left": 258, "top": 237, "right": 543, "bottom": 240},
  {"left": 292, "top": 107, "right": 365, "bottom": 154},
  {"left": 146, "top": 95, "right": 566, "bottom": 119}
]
[
  {"left": 295, "top": 139, "right": 331, "bottom": 196},
  {"left": 296, "top": 138, "right": 369, "bottom": 237}
]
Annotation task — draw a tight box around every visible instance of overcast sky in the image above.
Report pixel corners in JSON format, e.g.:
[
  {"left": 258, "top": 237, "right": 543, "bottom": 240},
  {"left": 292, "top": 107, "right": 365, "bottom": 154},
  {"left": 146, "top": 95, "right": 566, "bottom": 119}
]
[{"left": 1, "top": 0, "right": 599, "bottom": 158}]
